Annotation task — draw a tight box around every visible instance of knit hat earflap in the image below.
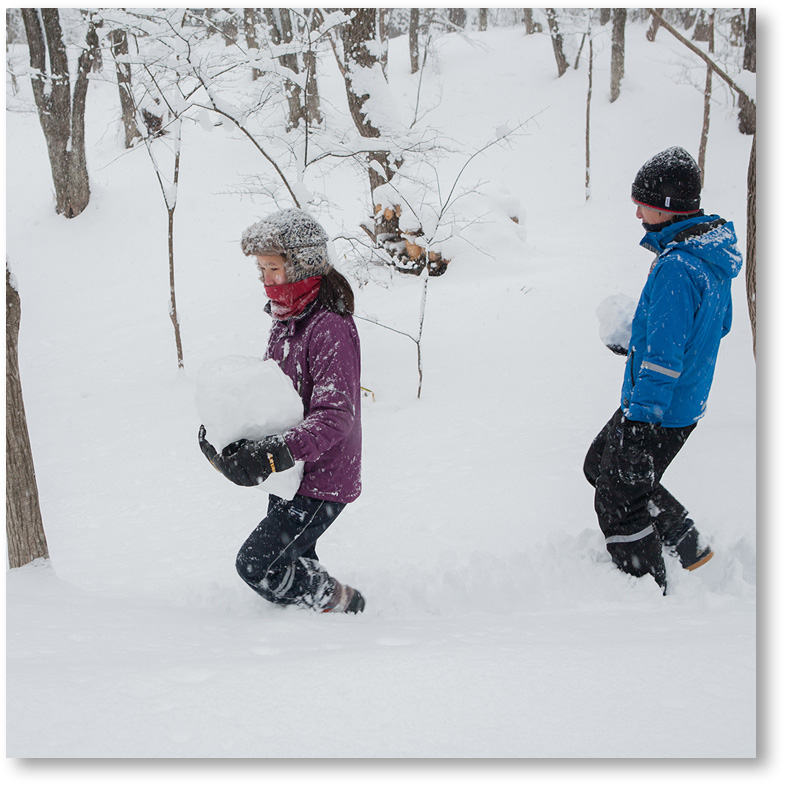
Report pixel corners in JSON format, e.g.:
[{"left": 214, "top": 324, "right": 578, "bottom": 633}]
[
  {"left": 631, "top": 146, "right": 702, "bottom": 214},
  {"left": 241, "top": 208, "right": 331, "bottom": 283}
]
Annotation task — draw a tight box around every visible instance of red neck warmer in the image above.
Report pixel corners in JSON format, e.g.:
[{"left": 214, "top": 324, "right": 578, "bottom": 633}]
[{"left": 265, "top": 276, "right": 322, "bottom": 320}]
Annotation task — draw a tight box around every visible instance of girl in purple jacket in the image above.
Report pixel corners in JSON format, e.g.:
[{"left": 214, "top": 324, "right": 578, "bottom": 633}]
[{"left": 199, "top": 209, "right": 364, "bottom": 614}]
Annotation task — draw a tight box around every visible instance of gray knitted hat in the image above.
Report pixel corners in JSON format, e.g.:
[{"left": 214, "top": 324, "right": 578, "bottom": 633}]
[{"left": 241, "top": 208, "right": 331, "bottom": 283}]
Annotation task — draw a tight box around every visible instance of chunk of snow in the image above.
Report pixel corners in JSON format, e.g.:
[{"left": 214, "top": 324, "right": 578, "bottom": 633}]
[
  {"left": 596, "top": 294, "right": 636, "bottom": 351},
  {"left": 195, "top": 356, "right": 305, "bottom": 499}
]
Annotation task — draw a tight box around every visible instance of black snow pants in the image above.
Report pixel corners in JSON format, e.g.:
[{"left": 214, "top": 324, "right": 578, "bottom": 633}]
[
  {"left": 236, "top": 493, "right": 346, "bottom": 610},
  {"left": 583, "top": 408, "right": 696, "bottom": 593}
]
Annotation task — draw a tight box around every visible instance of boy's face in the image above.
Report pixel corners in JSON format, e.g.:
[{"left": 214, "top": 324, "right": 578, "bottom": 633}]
[{"left": 635, "top": 203, "right": 673, "bottom": 225}]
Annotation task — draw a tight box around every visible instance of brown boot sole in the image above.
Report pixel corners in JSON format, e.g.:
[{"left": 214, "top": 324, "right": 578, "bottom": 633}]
[{"left": 686, "top": 549, "right": 714, "bottom": 571}]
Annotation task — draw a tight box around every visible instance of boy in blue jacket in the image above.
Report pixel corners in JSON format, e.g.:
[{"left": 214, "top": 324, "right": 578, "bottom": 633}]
[{"left": 584, "top": 147, "right": 743, "bottom": 594}]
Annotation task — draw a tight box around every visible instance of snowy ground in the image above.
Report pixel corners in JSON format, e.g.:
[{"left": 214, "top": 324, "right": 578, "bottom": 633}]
[{"left": 4, "top": 15, "right": 773, "bottom": 769}]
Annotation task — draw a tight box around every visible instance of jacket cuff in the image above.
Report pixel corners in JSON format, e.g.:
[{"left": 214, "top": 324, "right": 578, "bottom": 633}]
[{"left": 623, "top": 403, "right": 663, "bottom": 424}]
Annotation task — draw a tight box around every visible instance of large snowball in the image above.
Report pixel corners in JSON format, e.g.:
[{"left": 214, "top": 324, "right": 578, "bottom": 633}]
[
  {"left": 596, "top": 294, "right": 636, "bottom": 352},
  {"left": 195, "top": 356, "right": 305, "bottom": 499}
]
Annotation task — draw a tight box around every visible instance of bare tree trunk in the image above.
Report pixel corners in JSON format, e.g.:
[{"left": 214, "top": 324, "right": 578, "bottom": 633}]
[
  {"left": 693, "top": 10, "right": 713, "bottom": 42},
  {"left": 378, "top": 7, "right": 389, "bottom": 79},
  {"left": 610, "top": 8, "right": 627, "bottom": 103},
  {"left": 448, "top": 9, "right": 466, "bottom": 29},
  {"left": 523, "top": 9, "right": 538, "bottom": 35},
  {"left": 545, "top": 9, "right": 568, "bottom": 78},
  {"left": 478, "top": 9, "right": 488, "bottom": 32},
  {"left": 585, "top": 22, "right": 593, "bottom": 201},
  {"left": 646, "top": 8, "right": 663, "bottom": 41},
  {"left": 22, "top": 8, "right": 99, "bottom": 218},
  {"left": 168, "top": 124, "right": 184, "bottom": 370},
  {"left": 109, "top": 28, "right": 142, "bottom": 149},
  {"left": 7, "top": 264, "right": 49, "bottom": 569},
  {"left": 341, "top": 8, "right": 393, "bottom": 202},
  {"left": 738, "top": 8, "right": 756, "bottom": 135},
  {"left": 265, "top": 8, "right": 304, "bottom": 131},
  {"left": 746, "top": 132, "right": 756, "bottom": 359},
  {"left": 218, "top": 8, "right": 238, "bottom": 46},
  {"left": 409, "top": 8, "right": 420, "bottom": 73},
  {"left": 243, "top": 8, "right": 261, "bottom": 80},
  {"left": 599, "top": 9, "right": 611, "bottom": 26},
  {"left": 303, "top": 10, "right": 323, "bottom": 128},
  {"left": 698, "top": 10, "right": 715, "bottom": 186}
]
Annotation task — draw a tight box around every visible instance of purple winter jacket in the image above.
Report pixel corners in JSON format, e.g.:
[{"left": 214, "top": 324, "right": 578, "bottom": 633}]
[{"left": 264, "top": 300, "right": 362, "bottom": 503}]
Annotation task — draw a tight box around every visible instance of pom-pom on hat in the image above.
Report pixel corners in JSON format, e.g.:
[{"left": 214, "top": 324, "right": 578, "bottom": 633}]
[
  {"left": 631, "top": 146, "right": 702, "bottom": 214},
  {"left": 241, "top": 208, "right": 331, "bottom": 283}
]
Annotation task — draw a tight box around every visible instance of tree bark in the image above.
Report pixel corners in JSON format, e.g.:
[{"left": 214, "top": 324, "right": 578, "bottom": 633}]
[
  {"left": 738, "top": 9, "right": 756, "bottom": 135},
  {"left": 448, "top": 9, "right": 466, "bottom": 29},
  {"left": 478, "top": 9, "right": 488, "bottom": 32},
  {"left": 264, "top": 8, "right": 304, "bottom": 131},
  {"left": 585, "top": 24, "right": 593, "bottom": 201},
  {"left": 523, "top": 9, "right": 538, "bottom": 35},
  {"left": 22, "top": 8, "right": 99, "bottom": 218},
  {"left": 409, "top": 8, "right": 420, "bottom": 73},
  {"left": 110, "top": 28, "right": 142, "bottom": 149},
  {"left": 378, "top": 8, "right": 389, "bottom": 79},
  {"left": 646, "top": 8, "right": 663, "bottom": 42},
  {"left": 610, "top": 8, "right": 627, "bottom": 103},
  {"left": 341, "top": 8, "right": 393, "bottom": 200},
  {"left": 746, "top": 133, "right": 756, "bottom": 359},
  {"left": 243, "top": 8, "right": 262, "bottom": 80},
  {"left": 7, "top": 264, "right": 49, "bottom": 569},
  {"left": 545, "top": 9, "right": 568, "bottom": 78},
  {"left": 697, "top": 10, "right": 715, "bottom": 186},
  {"left": 303, "top": 10, "right": 323, "bottom": 128}
]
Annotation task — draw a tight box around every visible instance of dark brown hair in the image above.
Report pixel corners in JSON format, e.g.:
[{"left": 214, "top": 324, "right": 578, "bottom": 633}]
[{"left": 318, "top": 268, "right": 355, "bottom": 316}]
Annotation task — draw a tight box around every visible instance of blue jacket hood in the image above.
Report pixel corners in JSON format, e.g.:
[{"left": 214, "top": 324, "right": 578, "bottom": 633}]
[{"left": 641, "top": 214, "right": 743, "bottom": 281}]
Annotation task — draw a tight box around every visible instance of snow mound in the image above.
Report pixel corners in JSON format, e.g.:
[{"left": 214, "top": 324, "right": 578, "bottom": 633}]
[{"left": 195, "top": 356, "right": 305, "bottom": 499}]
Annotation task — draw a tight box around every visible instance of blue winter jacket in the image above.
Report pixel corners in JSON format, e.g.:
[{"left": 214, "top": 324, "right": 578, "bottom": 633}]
[{"left": 621, "top": 213, "right": 743, "bottom": 427}]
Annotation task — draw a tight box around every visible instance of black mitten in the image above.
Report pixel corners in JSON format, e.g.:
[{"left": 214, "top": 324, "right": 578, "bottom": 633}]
[
  {"left": 219, "top": 435, "right": 295, "bottom": 487},
  {"left": 198, "top": 425, "right": 221, "bottom": 469},
  {"left": 605, "top": 343, "right": 629, "bottom": 356}
]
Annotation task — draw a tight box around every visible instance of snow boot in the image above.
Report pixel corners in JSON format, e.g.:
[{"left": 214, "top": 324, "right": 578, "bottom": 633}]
[
  {"left": 321, "top": 581, "right": 365, "bottom": 614},
  {"left": 668, "top": 525, "right": 713, "bottom": 571}
]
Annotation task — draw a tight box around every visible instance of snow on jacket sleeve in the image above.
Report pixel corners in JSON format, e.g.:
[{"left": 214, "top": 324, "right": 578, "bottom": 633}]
[
  {"left": 282, "top": 313, "right": 359, "bottom": 463},
  {"left": 625, "top": 259, "right": 699, "bottom": 424}
]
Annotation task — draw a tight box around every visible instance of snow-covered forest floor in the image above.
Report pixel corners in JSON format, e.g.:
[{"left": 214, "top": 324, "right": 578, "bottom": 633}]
[{"left": 4, "top": 11, "right": 774, "bottom": 770}]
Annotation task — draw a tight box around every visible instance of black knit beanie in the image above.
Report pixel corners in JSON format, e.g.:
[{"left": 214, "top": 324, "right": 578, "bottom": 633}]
[{"left": 631, "top": 147, "right": 701, "bottom": 214}]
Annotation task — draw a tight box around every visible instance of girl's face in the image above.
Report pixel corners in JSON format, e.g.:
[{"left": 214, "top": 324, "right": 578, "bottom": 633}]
[{"left": 255, "top": 254, "right": 287, "bottom": 286}]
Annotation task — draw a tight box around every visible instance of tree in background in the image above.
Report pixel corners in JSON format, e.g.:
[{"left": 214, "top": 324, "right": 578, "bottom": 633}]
[
  {"left": 21, "top": 8, "right": 100, "bottom": 218},
  {"left": 409, "top": 8, "right": 420, "bottom": 73},
  {"left": 6, "top": 264, "right": 49, "bottom": 569},
  {"left": 738, "top": 9, "right": 755, "bottom": 135},
  {"left": 109, "top": 28, "right": 142, "bottom": 149},
  {"left": 746, "top": 132, "right": 756, "bottom": 359},
  {"left": 522, "top": 9, "right": 540, "bottom": 35},
  {"left": 697, "top": 10, "right": 715, "bottom": 185},
  {"left": 265, "top": 9, "right": 307, "bottom": 131},
  {"left": 545, "top": 9, "right": 568, "bottom": 78},
  {"left": 610, "top": 9, "right": 627, "bottom": 103},
  {"left": 646, "top": 8, "right": 664, "bottom": 42},
  {"left": 448, "top": 9, "right": 466, "bottom": 30},
  {"left": 243, "top": 8, "right": 262, "bottom": 80},
  {"left": 340, "top": 8, "right": 395, "bottom": 207}
]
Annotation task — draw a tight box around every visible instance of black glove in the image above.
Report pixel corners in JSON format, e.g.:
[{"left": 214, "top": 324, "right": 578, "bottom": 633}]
[
  {"left": 605, "top": 343, "right": 629, "bottom": 357},
  {"left": 218, "top": 434, "right": 295, "bottom": 487},
  {"left": 198, "top": 425, "right": 221, "bottom": 469},
  {"left": 198, "top": 426, "right": 294, "bottom": 486}
]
